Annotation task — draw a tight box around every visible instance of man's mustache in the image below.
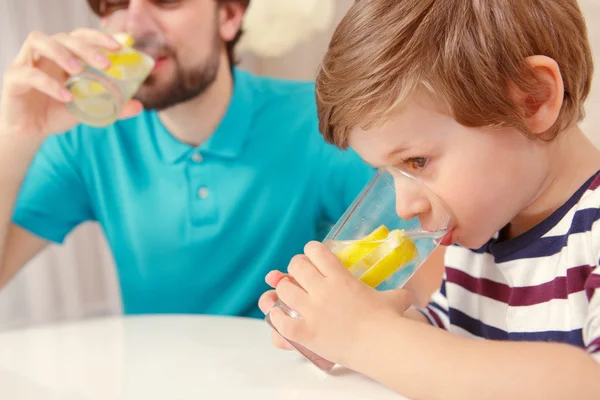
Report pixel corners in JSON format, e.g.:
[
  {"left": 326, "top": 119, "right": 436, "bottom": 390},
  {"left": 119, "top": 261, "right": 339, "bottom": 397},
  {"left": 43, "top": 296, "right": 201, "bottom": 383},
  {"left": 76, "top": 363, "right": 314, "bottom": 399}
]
[{"left": 133, "top": 35, "right": 175, "bottom": 58}]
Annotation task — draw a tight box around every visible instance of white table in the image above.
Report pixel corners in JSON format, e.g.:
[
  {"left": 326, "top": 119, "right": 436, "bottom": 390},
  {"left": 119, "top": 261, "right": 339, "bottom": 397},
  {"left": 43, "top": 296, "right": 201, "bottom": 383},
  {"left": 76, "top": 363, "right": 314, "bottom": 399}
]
[{"left": 0, "top": 315, "right": 407, "bottom": 399}]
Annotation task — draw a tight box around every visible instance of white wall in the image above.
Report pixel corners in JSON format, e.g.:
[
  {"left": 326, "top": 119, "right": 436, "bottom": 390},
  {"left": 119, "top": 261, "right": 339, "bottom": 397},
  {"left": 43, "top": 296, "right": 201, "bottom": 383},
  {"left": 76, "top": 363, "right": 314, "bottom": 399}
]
[
  {"left": 256, "top": 0, "right": 600, "bottom": 146},
  {"left": 580, "top": 0, "right": 600, "bottom": 146}
]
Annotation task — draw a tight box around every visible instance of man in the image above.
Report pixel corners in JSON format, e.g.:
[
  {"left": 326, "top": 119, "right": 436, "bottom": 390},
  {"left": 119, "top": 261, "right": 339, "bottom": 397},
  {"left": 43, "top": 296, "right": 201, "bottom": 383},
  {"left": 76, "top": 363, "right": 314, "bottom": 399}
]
[{"left": 0, "top": 0, "right": 373, "bottom": 317}]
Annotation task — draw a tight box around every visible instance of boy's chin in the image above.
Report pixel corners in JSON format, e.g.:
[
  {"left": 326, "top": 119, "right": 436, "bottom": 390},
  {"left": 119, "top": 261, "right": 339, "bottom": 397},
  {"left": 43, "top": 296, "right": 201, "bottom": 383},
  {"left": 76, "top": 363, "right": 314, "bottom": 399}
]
[{"left": 454, "top": 234, "right": 492, "bottom": 251}]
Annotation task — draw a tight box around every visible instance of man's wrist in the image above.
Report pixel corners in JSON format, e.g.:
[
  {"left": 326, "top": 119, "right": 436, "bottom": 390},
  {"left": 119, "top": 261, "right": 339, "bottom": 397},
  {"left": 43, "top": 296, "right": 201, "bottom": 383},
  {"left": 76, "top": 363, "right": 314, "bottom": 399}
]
[{"left": 0, "top": 131, "right": 44, "bottom": 180}]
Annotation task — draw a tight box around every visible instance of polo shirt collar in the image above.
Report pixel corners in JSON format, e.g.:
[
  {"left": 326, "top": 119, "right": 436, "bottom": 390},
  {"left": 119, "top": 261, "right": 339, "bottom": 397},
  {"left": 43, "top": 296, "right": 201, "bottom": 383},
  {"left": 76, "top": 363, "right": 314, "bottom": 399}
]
[{"left": 153, "top": 67, "right": 254, "bottom": 164}]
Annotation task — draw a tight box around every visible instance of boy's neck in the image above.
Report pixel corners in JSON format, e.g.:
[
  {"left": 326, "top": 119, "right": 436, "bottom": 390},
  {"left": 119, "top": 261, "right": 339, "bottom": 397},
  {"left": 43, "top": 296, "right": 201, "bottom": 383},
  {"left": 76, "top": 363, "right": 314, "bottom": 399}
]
[
  {"left": 507, "top": 126, "right": 600, "bottom": 239},
  {"left": 157, "top": 54, "right": 234, "bottom": 148}
]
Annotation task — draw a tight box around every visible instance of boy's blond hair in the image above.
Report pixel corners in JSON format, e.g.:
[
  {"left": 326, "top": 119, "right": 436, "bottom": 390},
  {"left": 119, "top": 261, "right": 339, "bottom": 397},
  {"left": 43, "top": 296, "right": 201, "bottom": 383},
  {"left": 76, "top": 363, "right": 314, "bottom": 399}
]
[{"left": 317, "top": 0, "right": 594, "bottom": 148}]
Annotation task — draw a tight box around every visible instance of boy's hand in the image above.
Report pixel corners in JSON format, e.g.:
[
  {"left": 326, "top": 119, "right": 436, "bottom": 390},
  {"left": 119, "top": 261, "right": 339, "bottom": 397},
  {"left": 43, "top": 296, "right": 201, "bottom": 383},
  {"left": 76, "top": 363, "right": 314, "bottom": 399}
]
[
  {"left": 258, "top": 270, "right": 295, "bottom": 351},
  {"left": 259, "top": 241, "right": 412, "bottom": 367}
]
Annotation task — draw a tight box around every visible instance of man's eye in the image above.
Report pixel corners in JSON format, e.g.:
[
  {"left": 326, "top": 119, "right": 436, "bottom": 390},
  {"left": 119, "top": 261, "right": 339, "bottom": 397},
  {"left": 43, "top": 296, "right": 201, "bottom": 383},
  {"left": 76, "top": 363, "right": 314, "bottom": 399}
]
[
  {"left": 103, "top": 0, "right": 129, "bottom": 14},
  {"left": 101, "top": 0, "right": 181, "bottom": 17}
]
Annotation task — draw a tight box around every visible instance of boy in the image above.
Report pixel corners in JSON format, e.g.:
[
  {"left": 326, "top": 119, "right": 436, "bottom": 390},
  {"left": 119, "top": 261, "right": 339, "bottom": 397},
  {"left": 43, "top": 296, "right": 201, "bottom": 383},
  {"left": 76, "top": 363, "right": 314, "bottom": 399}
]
[{"left": 259, "top": 0, "right": 600, "bottom": 398}]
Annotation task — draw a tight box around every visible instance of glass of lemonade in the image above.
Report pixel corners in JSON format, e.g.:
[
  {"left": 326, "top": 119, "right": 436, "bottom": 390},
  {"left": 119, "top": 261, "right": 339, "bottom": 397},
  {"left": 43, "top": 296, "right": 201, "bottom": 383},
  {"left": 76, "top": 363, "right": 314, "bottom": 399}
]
[
  {"left": 265, "top": 168, "right": 452, "bottom": 372},
  {"left": 65, "top": 12, "right": 155, "bottom": 127}
]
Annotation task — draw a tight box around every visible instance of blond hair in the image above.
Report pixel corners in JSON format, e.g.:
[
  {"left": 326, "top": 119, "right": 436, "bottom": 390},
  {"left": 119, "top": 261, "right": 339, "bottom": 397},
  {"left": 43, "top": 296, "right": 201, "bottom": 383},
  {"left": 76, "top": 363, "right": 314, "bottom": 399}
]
[{"left": 316, "top": 0, "right": 594, "bottom": 147}]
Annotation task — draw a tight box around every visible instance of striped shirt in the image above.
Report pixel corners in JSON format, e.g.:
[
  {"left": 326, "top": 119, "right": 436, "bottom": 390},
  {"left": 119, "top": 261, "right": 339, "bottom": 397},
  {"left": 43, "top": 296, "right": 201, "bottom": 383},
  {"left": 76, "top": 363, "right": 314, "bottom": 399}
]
[{"left": 420, "top": 171, "right": 600, "bottom": 362}]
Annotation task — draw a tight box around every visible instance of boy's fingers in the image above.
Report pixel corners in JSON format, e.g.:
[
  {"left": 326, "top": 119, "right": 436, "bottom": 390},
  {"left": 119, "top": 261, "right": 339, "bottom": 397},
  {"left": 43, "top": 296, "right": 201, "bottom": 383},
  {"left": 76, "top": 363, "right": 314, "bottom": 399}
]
[
  {"left": 258, "top": 290, "right": 278, "bottom": 315},
  {"left": 272, "top": 330, "right": 294, "bottom": 350},
  {"left": 276, "top": 278, "right": 309, "bottom": 316},
  {"left": 269, "top": 306, "right": 308, "bottom": 344},
  {"left": 287, "top": 254, "right": 324, "bottom": 291},
  {"left": 265, "top": 270, "right": 287, "bottom": 288},
  {"left": 303, "top": 241, "right": 347, "bottom": 277}
]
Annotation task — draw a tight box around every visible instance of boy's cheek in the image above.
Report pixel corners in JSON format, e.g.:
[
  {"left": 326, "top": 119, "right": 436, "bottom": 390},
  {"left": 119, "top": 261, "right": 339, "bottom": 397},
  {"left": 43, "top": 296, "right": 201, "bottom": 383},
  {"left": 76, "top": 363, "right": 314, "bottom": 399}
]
[{"left": 453, "top": 222, "right": 499, "bottom": 249}]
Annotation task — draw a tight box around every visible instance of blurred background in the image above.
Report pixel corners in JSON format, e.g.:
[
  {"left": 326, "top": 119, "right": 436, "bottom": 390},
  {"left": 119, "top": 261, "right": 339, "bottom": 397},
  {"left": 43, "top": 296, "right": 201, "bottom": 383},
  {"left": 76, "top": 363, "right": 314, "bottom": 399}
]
[{"left": 0, "top": 0, "right": 599, "bottom": 330}]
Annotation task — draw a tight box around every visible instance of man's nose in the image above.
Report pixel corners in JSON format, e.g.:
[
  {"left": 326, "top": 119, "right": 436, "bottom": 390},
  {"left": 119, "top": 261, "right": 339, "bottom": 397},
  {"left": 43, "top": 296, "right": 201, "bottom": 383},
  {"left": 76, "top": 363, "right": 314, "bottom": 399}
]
[{"left": 118, "top": 1, "right": 158, "bottom": 38}]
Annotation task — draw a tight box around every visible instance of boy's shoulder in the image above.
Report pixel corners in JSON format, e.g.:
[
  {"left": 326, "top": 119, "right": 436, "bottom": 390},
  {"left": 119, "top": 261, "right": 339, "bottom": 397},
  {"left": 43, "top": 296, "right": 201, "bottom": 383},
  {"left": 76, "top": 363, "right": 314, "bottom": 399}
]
[
  {"left": 546, "top": 170, "right": 600, "bottom": 240},
  {"left": 447, "top": 170, "right": 600, "bottom": 266},
  {"left": 576, "top": 172, "right": 600, "bottom": 211}
]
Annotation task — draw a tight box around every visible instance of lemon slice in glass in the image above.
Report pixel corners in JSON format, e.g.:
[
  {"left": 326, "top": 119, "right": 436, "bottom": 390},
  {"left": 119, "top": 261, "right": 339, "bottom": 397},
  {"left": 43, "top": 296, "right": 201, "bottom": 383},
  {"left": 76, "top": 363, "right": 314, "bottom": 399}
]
[
  {"left": 333, "top": 225, "right": 390, "bottom": 268},
  {"left": 113, "top": 33, "right": 135, "bottom": 47},
  {"left": 104, "top": 34, "right": 145, "bottom": 79},
  {"left": 358, "top": 230, "right": 418, "bottom": 288}
]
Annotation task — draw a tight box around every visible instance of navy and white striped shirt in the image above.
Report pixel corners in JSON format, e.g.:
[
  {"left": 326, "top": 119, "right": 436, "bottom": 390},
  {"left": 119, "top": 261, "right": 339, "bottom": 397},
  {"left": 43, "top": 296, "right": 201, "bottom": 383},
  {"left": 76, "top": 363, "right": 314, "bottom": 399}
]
[{"left": 421, "top": 171, "right": 600, "bottom": 361}]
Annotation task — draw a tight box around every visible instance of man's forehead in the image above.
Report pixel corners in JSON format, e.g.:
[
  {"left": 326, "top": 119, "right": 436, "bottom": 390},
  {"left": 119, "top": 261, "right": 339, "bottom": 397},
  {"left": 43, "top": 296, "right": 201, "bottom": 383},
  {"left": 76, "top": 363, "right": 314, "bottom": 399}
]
[{"left": 89, "top": 0, "right": 251, "bottom": 15}]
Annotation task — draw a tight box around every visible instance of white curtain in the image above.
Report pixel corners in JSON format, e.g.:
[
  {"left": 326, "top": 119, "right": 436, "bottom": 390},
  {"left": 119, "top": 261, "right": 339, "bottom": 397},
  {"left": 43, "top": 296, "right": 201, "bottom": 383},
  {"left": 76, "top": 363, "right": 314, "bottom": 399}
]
[
  {"left": 0, "top": 0, "right": 121, "bottom": 331},
  {"left": 1, "top": 0, "right": 599, "bottom": 330}
]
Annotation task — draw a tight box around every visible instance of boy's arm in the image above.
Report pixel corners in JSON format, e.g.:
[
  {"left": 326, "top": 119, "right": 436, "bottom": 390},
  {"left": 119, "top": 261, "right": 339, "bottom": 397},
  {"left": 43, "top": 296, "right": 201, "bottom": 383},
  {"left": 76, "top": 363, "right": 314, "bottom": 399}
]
[
  {"left": 403, "top": 308, "right": 429, "bottom": 324},
  {"left": 351, "top": 314, "right": 600, "bottom": 400},
  {"left": 355, "top": 263, "right": 600, "bottom": 399}
]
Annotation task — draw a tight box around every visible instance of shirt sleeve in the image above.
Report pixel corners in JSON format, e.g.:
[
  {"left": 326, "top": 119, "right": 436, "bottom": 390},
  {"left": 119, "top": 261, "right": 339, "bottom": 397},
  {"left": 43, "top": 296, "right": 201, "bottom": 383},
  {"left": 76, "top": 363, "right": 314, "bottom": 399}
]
[
  {"left": 583, "top": 265, "right": 600, "bottom": 362},
  {"left": 318, "top": 143, "right": 376, "bottom": 225},
  {"left": 418, "top": 274, "right": 451, "bottom": 330},
  {"left": 12, "top": 131, "right": 94, "bottom": 244}
]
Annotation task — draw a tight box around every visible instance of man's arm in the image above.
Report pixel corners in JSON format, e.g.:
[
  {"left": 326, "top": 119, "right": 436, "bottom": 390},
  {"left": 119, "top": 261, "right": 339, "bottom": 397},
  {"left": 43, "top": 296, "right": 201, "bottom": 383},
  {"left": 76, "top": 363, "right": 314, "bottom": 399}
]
[
  {"left": 0, "top": 129, "right": 96, "bottom": 290},
  {"left": 0, "top": 133, "right": 49, "bottom": 288},
  {"left": 0, "top": 28, "right": 137, "bottom": 290}
]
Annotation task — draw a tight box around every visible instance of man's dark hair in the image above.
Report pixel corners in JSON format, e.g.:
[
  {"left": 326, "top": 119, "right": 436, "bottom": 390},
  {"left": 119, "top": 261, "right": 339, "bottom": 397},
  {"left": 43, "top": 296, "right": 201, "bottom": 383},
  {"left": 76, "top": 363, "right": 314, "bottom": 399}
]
[{"left": 86, "top": 0, "right": 249, "bottom": 67}]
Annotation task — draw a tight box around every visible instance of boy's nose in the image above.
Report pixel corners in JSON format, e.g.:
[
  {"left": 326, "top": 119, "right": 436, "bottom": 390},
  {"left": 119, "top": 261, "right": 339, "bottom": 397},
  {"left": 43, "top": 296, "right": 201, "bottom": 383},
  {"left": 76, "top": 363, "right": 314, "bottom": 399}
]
[
  {"left": 395, "top": 193, "right": 431, "bottom": 222},
  {"left": 392, "top": 172, "right": 431, "bottom": 221}
]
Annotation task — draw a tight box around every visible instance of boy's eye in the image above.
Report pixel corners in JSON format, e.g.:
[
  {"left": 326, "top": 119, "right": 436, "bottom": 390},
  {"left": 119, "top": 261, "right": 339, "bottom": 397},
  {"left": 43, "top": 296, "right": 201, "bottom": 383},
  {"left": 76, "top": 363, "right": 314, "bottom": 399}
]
[{"left": 403, "top": 157, "right": 429, "bottom": 171}]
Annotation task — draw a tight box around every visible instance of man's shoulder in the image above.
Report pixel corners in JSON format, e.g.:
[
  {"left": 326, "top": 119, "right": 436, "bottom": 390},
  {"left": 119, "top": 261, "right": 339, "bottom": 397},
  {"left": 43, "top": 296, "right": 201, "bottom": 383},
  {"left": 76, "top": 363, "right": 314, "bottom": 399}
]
[
  {"left": 237, "top": 69, "right": 321, "bottom": 142},
  {"left": 238, "top": 68, "right": 316, "bottom": 112}
]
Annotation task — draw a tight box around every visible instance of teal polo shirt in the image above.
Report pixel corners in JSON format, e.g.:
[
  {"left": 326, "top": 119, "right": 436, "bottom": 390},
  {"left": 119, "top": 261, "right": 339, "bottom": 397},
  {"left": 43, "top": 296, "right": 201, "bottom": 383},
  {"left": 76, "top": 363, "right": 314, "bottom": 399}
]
[{"left": 13, "top": 68, "right": 375, "bottom": 317}]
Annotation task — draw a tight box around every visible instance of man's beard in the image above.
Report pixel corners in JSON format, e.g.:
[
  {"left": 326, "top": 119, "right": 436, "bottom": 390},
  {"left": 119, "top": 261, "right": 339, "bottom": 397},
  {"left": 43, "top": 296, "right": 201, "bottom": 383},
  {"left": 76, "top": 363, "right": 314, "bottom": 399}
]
[{"left": 134, "top": 35, "right": 221, "bottom": 111}]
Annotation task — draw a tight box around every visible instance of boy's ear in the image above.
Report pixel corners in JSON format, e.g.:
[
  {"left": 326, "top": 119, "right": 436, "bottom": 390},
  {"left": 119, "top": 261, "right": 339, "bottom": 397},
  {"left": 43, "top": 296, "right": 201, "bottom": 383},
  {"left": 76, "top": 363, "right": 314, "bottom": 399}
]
[{"left": 509, "top": 55, "right": 565, "bottom": 137}]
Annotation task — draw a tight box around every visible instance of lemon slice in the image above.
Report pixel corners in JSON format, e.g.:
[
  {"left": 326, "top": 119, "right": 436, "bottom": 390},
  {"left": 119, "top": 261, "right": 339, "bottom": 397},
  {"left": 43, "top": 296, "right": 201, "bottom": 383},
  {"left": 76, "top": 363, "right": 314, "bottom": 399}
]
[
  {"left": 70, "top": 80, "right": 108, "bottom": 97},
  {"left": 113, "top": 33, "right": 135, "bottom": 47},
  {"left": 104, "top": 34, "right": 143, "bottom": 78},
  {"left": 107, "top": 52, "right": 144, "bottom": 66},
  {"left": 333, "top": 225, "right": 390, "bottom": 268},
  {"left": 103, "top": 52, "right": 145, "bottom": 80},
  {"left": 358, "top": 230, "right": 418, "bottom": 288}
]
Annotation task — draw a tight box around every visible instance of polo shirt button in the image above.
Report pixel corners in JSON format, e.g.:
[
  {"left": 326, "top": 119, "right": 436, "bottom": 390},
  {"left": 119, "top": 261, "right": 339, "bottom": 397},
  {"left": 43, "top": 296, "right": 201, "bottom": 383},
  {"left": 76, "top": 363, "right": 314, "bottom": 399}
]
[
  {"left": 197, "top": 187, "right": 209, "bottom": 199},
  {"left": 191, "top": 153, "right": 203, "bottom": 163}
]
